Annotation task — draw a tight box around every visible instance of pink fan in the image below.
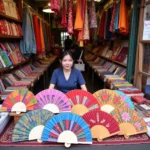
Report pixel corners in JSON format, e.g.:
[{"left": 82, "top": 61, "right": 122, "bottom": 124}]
[{"left": 35, "top": 89, "right": 71, "bottom": 113}]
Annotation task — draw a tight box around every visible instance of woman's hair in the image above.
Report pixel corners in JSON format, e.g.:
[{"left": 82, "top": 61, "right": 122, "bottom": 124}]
[{"left": 60, "top": 50, "right": 74, "bottom": 60}]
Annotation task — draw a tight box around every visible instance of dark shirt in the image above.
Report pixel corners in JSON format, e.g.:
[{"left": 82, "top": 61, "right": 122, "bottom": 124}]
[
  {"left": 64, "top": 39, "right": 72, "bottom": 50},
  {"left": 50, "top": 68, "right": 86, "bottom": 93}
]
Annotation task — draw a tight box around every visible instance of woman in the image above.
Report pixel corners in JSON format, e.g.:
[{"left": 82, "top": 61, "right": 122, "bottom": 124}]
[{"left": 49, "top": 51, "right": 87, "bottom": 93}]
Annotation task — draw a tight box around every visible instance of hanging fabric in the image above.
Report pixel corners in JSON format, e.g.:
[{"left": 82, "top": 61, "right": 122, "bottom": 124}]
[
  {"left": 110, "top": 2, "right": 117, "bottom": 32},
  {"left": 74, "top": 0, "right": 83, "bottom": 31},
  {"left": 89, "top": 0, "right": 97, "bottom": 28},
  {"left": 105, "top": 7, "right": 112, "bottom": 40},
  {"left": 39, "top": 20, "right": 45, "bottom": 53},
  {"left": 114, "top": 1, "right": 120, "bottom": 31},
  {"left": 20, "top": 7, "right": 36, "bottom": 57},
  {"left": 68, "top": 0, "right": 73, "bottom": 34},
  {"left": 118, "top": 0, "right": 129, "bottom": 34},
  {"left": 99, "top": 11, "right": 106, "bottom": 39},
  {"left": 33, "top": 15, "right": 42, "bottom": 55},
  {"left": 61, "top": 0, "right": 67, "bottom": 28},
  {"left": 83, "top": 0, "right": 89, "bottom": 40},
  {"left": 51, "top": 0, "right": 60, "bottom": 14}
]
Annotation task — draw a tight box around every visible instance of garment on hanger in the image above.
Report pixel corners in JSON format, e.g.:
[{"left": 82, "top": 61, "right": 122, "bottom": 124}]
[
  {"left": 74, "top": 0, "right": 83, "bottom": 31},
  {"left": 114, "top": 1, "right": 120, "bottom": 31},
  {"left": 105, "top": 7, "right": 112, "bottom": 40},
  {"left": 61, "top": 0, "right": 67, "bottom": 28},
  {"left": 89, "top": 0, "right": 97, "bottom": 28},
  {"left": 68, "top": 0, "right": 73, "bottom": 34},
  {"left": 33, "top": 15, "right": 42, "bottom": 55},
  {"left": 83, "top": 0, "right": 89, "bottom": 40},
  {"left": 20, "top": 7, "right": 36, "bottom": 57},
  {"left": 118, "top": 0, "right": 129, "bottom": 34},
  {"left": 39, "top": 20, "right": 45, "bottom": 53},
  {"left": 99, "top": 11, "right": 106, "bottom": 39},
  {"left": 51, "top": 0, "right": 60, "bottom": 14},
  {"left": 110, "top": 2, "right": 117, "bottom": 32}
]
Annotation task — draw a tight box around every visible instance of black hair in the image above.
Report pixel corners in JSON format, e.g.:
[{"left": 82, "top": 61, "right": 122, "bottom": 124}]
[{"left": 60, "top": 50, "right": 74, "bottom": 60}]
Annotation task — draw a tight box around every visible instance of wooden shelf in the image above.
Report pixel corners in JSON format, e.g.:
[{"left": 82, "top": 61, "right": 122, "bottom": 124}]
[
  {"left": 0, "top": 13, "right": 22, "bottom": 23},
  {"left": 141, "top": 40, "right": 150, "bottom": 43},
  {"left": 0, "top": 35, "right": 23, "bottom": 39},
  {"left": 0, "top": 60, "right": 30, "bottom": 74}
]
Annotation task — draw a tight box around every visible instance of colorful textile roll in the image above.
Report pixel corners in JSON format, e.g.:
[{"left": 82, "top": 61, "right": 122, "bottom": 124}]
[
  {"left": 68, "top": 0, "right": 73, "bottom": 34},
  {"left": 51, "top": 0, "right": 60, "bottom": 14},
  {"left": 61, "top": 0, "right": 67, "bottom": 28}
]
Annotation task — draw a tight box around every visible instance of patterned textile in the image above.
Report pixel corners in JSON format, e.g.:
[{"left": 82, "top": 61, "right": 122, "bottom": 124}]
[
  {"left": 118, "top": 0, "right": 129, "bottom": 34},
  {"left": 99, "top": 11, "right": 106, "bottom": 39},
  {"left": 89, "top": 0, "right": 97, "bottom": 28},
  {"left": 68, "top": 0, "right": 73, "bottom": 34},
  {"left": 74, "top": 0, "right": 83, "bottom": 31},
  {"left": 61, "top": 0, "right": 67, "bottom": 28},
  {"left": 83, "top": 0, "right": 89, "bottom": 40},
  {"left": 50, "top": 0, "right": 60, "bottom": 14},
  {"left": 114, "top": 1, "right": 120, "bottom": 31},
  {"left": 110, "top": 2, "right": 117, "bottom": 32}
]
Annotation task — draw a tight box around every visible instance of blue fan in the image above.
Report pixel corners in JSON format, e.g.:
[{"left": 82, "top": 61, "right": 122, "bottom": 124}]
[
  {"left": 41, "top": 113, "right": 92, "bottom": 147},
  {"left": 12, "top": 109, "right": 54, "bottom": 142},
  {"left": 115, "top": 90, "right": 135, "bottom": 109}
]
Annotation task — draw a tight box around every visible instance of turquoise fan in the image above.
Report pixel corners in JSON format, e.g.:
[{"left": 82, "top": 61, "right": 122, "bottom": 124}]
[
  {"left": 115, "top": 90, "right": 134, "bottom": 109},
  {"left": 41, "top": 113, "right": 92, "bottom": 147},
  {"left": 12, "top": 109, "right": 54, "bottom": 142}
]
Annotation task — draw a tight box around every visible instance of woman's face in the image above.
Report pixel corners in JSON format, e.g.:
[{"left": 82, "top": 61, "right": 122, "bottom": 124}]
[{"left": 61, "top": 54, "right": 73, "bottom": 70}]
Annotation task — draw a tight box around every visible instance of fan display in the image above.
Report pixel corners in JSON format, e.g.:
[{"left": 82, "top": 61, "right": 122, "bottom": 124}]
[
  {"left": 82, "top": 110, "right": 120, "bottom": 141},
  {"left": 114, "top": 90, "right": 135, "bottom": 109},
  {"left": 1, "top": 89, "right": 37, "bottom": 114},
  {"left": 41, "top": 112, "right": 92, "bottom": 147},
  {"left": 66, "top": 90, "right": 100, "bottom": 116},
  {"left": 93, "top": 89, "right": 126, "bottom": 113},
  {"left": 12, "top": 109, "right": 54, "bottom": 142},
  {"left": 111, "top": 107, "right": 147, "bottom": 138},
  {"left": 35, "top": 89, "right": 71, "bottom": 113}
]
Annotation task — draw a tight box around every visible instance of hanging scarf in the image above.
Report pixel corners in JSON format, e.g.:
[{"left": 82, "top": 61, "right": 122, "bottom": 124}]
[
  {"left": 68, "top": 0, "right": 73, "bottom": 34},
  {"left": 118, "top": 0, "right": 129, "bottom": 34},
  {"left": 51, "top": 0, "right": 60, "bottom": 14},
  {"left": 89, "top": 0, "right": 97, "bottom": 28},
  {"left": 114, "top": 1, "right": 120, "bottom": 31},
  {"left": 83, "top": 0, "right": 89, "bottom": 40},
  {"left": 74, "top": 0, "right": 83, "bottom": 31},
  {"left": 99, "top": 11, "right": 106, "bottom": 39},
  {"left": 39, "top": 20, "right": 45, "bottom": 53},
  {"left": 110, "top": 2, "right": 117, "bottom": 32},
  {"left": 61, "top": 0, "right": 67, "bottom": 28}
]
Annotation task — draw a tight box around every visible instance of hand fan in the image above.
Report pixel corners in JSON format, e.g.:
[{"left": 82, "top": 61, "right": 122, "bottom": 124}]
[
  {"left": 41, "top": 112, "right": 92, "bottom": 148},
  {"left": 93, "top": 89, "right": 126, "bottom": 113},
  {"left": 1, "top": 89, "right": 37, "bottom": 114},
  {"left": 114, "top": 90, "right": 135, "bottom": 109},
  {"left": 35, "top": 89, "right": 71, "bottom": 113},
  {"left": 111, "top": 107, "right": 147, "bottom": 139},
  {"left": 66, "top": 90, "right": 100, "bottom": 116},
  {"left": 82, "top": 110, "right": 120, "bottom": 141},
  {"left": 12, "top": 109, "right": 54, "bottom": 142}
]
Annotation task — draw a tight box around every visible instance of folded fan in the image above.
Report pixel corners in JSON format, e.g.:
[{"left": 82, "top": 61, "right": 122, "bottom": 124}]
[
  {"left": 12, "top": 109, "right": 54, "bottom": 142},
  {"left": 82, "top": 110, "right": 120, "bottom": 141},
  {"left": 36, "top": 89, "right": 71, "bottom": 113},
  {"left": 66, "top": 90, "right": 100, "bottom": 116},
  {"left": 41, "top": 112, "right": 92, "bottom": 147},
  {"left": 1, "top": 89, "right": 37, "bottom": 114}
]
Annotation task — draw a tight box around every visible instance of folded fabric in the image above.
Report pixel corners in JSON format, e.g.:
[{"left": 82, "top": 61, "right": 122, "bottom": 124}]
[{"left": 131, "top": 96, "right": 147, "bottom": 104}]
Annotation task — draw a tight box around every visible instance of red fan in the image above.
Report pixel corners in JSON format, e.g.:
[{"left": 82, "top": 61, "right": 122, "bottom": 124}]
[
  {"left": 66, "top": 90, "right": 100, "bottom": 116},
  {"left": 82, "top": 110, "right": 120, "bottom": 141}
]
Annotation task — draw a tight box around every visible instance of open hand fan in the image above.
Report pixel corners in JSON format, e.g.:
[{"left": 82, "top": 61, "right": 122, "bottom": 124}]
[
  {"left": 114, "top": 90, "right": 135, "bottom": 109},
  {"left": 12, "top": 109, "right": 54, "bottom": 142},
  {"left": 93, "top": 89, "right": 126, "bottom": 113},
  {"left": 41, "top": 112, "right": 92, "bottom": 147},
  {"left": 82, "top": 110, "right": 120, "bottom": 141},
  {"left": 110, "top": 108, "right": 147, "bottom": 139},
  {"left": 66, "top": 90, "right": 100, "bottom": 116},
  {"left": 1, "top": 89, "right": 37, "bottom": 114},
  {"left": 35, "top": 89, "right": 71, "bottom": 113}
]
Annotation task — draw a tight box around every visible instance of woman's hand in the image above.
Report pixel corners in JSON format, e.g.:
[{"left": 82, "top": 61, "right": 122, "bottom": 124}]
[
  {"left": 49, "top": 84, "right": 55, "bottom": 89},
  {"left": 80, "top": 84, "right": 87, "bottom": 91}
]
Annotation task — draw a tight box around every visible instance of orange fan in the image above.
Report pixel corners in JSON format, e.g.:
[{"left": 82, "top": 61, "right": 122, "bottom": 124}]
[
  {"left": 1, "top": 89, "right": 37, "bottom": 114},
  {"left": 82, "top": 110, "right": 120, "bottom": 141},
  {"left": 111, "top": 107, "right": 147, "bottom": 139},
  {"left": 66, "top": 90, "right": 100, "bottom": 116},
  {"left": 93, "top": 89, "right": 125, "bottom": 113}
]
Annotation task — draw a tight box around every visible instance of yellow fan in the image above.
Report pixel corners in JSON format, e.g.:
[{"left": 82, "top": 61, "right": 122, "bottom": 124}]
[
  {"left": 111, "top": 107, "right": 147, "bottom": 139},
  {"left": 93, "top": 89, "right": 126, "bottom": 113}
]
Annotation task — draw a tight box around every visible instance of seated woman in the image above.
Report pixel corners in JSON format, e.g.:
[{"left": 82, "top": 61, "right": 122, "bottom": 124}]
[{"left": 49, "top": 51, "right": 87, "bottom": 93}]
